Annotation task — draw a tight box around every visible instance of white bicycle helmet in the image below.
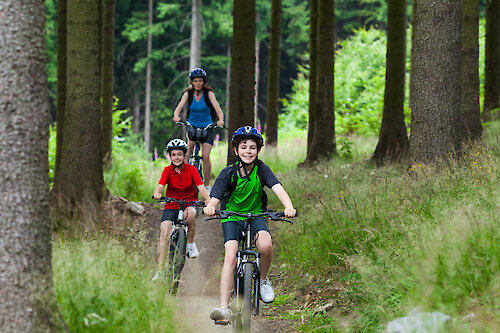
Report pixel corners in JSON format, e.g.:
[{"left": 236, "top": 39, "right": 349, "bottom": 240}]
[{"left": 166, "top": 138, "right": 188, "bottom": 153}]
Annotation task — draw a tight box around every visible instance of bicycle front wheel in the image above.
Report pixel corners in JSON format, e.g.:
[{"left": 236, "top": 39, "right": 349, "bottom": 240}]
[
  {"left": 241, "top": 262, "right": 253, "bottom": 331},
  {"left": 168, "top": 228, "right": 187, "bottom": 294}
]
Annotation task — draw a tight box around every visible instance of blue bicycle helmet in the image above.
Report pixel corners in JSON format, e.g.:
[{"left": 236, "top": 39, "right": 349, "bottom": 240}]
[
  {"left": 231, "top": 126, "right": 264, "bottom": 148},
  {"left": 189, "top": 68, "right": 207, "bottom": 80}
]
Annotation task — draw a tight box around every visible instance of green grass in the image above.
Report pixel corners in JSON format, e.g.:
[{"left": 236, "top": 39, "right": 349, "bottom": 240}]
[
  {"left": 267, "top": 122, "right": 500, "bottom": 332},
  {"left": 53, "top": 235, "right": 182, "bottom": 332}
]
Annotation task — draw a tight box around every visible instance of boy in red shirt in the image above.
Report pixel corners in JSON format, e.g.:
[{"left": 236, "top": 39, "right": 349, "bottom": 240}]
[{"left": 152, "top": 139, "right": 210, "bottom": 281}]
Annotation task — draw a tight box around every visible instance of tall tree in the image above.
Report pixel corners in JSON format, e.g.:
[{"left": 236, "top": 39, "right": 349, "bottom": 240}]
[
  {"left": 0, "top": 0, "right": 65, "bottom": 330},
  {"left": 55, "top": 0, "right": 67, "bottom": 178},
  {"left": 51, "top": 0, "right": 105, "bottom": 230},
  {"left": 101, "top": 0, "right": 116, "bottom": 167},
  {"left": 189, "top": 0, "right": 202, "bottom": 69},
  {"left": 483, "top": 0, "right": 500, "bottom": 120},
  {"left": 409, "top": 0, "right": 462, "bottom": 163},
  {"left": 265, "top": 0, "right": 282, "bottom": 147},
  {"left": 144, "top": 0, "right": 153, "bottom": 153},
  {"left": 372, "top": 0, "right": 409, "bottom": 165},
  {"left": 227, "top": 0, "right": 256, "bottom": 164},
  {"left": 461, "top": 0, "right": 482, "bottom": 141},
  {"left": 306, "top": 0, "right": 335, "bottom": 161},
  {"left": 307, "top": 0, "right": 318, "bottom": 151}
]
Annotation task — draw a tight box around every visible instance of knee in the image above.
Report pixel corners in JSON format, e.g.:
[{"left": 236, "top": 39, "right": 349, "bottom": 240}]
[
  {"left": 224, "top": 252, "right": 237, "bottom": 267},
  {"left": 160, "top": 222, "right": 172, "bottom": 239}
]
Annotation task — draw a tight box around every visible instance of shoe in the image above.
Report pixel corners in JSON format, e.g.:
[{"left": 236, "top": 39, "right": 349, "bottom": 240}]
[
  {"left": 260, "top": 278, "right": 275, "bottom": 303},
  {"left": 205, "top": 185, "right": 211, "bottom": 194},
  {"left": 187, "top": 242, "right": 199, "bottom": 258},
  {"left": 210, "top": 307, "right": 231, "bottom": 325},
  {"left": 151, "top": 271, "right": 162, "bottom": 281}
]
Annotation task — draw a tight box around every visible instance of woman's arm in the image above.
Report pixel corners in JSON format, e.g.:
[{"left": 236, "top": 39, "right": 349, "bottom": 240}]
[
  {"left": 173, "top": 92, "right": 188, "bottom": 122},
  {"left": 271, "top": 183, "right": 296, "bottom": 218},
  {"left": 208, "top": 91, "right": 225, "bottom": 127}
]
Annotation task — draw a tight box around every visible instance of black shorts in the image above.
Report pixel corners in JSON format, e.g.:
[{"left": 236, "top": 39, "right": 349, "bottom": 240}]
[
  {"left": 161, "top": 207, "right": 199, "bottom": 223},
  {"left": 221, "top": 217, "right": 269, "bottom": 243},
  {"left": 187, "top": 127, "right": 215, "bottom": 145}
]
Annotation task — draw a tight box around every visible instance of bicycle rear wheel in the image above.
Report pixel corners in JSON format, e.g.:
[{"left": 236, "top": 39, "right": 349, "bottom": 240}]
[{"left": 168, "top": 228, "right": 187, "bottom": 294}]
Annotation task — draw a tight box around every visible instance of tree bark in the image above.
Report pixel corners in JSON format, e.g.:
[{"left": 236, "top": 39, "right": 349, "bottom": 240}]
[
  {"left": 483, "top": 0, "right": 500, "bottom": 120},
  {"left": 307, "top": 0, "right": 318, "bottom": 152},
  {"left": 372, "top": 0, "right": 409, "bottom": 165},
  {"left": 461, "top": 0, "right": 482, "bottom": 141},
  {"left": 101, "top": 0, "right": 116, "bottom": 168},
  {"left": 144, "top": 0, "right": 153, "bottom": 153},
  {"left": 51, "top": 0, "right": 105, "bottom": 231},
  {"left": 307, "top": 0, "right": 335, "bottom": 161},
  {"left": 189, "top": 0, "right": 202, "bottom": 69},
  {"left": 409, "top": 0, "right": 462, "bottom": 163},
  {"left": 227, "top": 0, "right": 256, "bottom": 165},
  {"left": 55, "top": 0, "right": 67, "bottom": 179},
  {"left": 265, "top": 0, "right": 282, "bottom": 147},
  {"left": 0, "top": 0, "right": 65, "bottom": 330}
]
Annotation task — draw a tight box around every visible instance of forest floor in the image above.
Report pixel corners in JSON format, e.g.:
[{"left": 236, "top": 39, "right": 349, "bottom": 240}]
[{"left": 105, "top": 195, "right": 299, "bottom": 332}]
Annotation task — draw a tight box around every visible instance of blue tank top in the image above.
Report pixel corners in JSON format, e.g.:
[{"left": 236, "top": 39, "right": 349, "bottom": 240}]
[{"left": 188, "top": 91, "right": 212, "bottom": 128}]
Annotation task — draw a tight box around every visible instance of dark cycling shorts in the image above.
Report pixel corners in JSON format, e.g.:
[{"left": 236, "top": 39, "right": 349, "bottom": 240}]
[
  {"left": 221, "top": 217, "right": 269, "bottom": 243},
  {"left": 161, "top": 207, "right": 199, "bottom": 223},
  {"left": 187, "top": 127, "right": 215, "bottom": 145}
]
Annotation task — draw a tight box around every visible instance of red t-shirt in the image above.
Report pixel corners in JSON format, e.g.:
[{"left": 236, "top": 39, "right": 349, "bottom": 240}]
[{"left": 158, "top": 164, "right": 203, "bottom": 209}]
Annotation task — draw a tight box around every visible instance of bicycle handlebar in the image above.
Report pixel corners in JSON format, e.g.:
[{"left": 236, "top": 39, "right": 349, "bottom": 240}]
[
  {"left": 176, "top": 120, "right": 228, "bottom": 131},
  {"left": 205, "top": 210, "right": 297, "bottom": 224},
  {"left": 152, "top": 196, "right": 205, "bottom": 207}
]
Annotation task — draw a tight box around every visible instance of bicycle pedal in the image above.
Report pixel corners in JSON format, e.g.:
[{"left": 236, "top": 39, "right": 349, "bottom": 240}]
[{"left": 214, "top": 319, "right": 230, "bottom": 326}]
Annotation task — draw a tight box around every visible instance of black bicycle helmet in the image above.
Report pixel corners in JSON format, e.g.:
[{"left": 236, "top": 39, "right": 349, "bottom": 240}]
[
  {"left": 189, "top": 68, "right": 207, "bottom": 80},
  {"left": 166, "top": 138, "right": 188, "bottom": 153},
  {"left": 231, "top": 126, "right": 264, "bottom": 148}
]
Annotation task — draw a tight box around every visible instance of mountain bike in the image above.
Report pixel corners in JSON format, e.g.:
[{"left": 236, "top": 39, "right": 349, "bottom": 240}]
[
  {"left": 206, "top": 210, "right": 296, "bottom": 332},
  {"left": 176, "top": 120, "right": 226, "bottom": 180},
  {"left": 153, "top": 196, "right": 205, "bottom": 294}
]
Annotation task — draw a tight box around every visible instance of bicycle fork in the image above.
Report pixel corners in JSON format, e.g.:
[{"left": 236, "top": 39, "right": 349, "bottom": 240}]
[{"left": 235, "top": 249, "right": 261, "bottom": 315}]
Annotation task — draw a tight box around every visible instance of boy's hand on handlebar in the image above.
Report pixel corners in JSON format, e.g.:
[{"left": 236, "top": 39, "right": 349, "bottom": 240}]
[
  {"left": 173, "top": 115, "right": 181, "bottom": 123},
  {"left": 204, "top": 206, "right": 216, "bottom": 216},
  {"left": 217, "top": 119, "right": 225, "bottom": 127},
  {"left": 153, "top": 192, "right": 162, "bottom": 200},
  {"left": 284, "top": 207, "right": 296, "bottom": 218}
]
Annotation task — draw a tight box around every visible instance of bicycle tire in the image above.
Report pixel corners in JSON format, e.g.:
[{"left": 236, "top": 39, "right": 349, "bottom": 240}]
[
  {"left": 168, "top": 228, "right": 187, "bottom": 294},
  {"left": 241, "top": 262, "right": 253, "bottom": 332}
]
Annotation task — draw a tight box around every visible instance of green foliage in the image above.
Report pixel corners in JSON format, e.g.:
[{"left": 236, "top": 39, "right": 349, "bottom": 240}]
[
  {"left": 281, "top": 27, "right": 390, "bottom": 136},
  {"left": 45, "top": 0, "right": 57, "bottom": 102},
  {"left": 270, "top": 122, "right": 500, "bottom": 332},
  {"left": 53, "top": 237, "right": 179, "bottom": 332}
]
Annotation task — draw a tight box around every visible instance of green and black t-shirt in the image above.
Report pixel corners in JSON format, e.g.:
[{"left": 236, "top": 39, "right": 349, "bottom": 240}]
[{"left": 210, "top": 160, "right": 280, "bottom": 222}]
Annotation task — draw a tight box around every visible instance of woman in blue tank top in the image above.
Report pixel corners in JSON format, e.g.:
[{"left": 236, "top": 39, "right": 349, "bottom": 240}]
[{"left": 173, "top": 68, "right": 224, "bottom": 191}]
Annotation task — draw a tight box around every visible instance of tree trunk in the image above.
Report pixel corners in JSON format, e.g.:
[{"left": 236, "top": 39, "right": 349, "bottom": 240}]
[
  {"left": 189, "top": 0, "right": 202, "bottom": 69},
  {"left": 409, "top": 0, "right": 417, "bottom": 109},
  {"left": 101, "top": 0, "right": 116, "bottom": 168},
  {"left": 372, "top": 0, "right": 409, "bottom": 165},
  {"left": 225, "top": 39, "right": 231, "bottom": 140},
  {"left": 144, "top": 0, "right": 153, "bottom": 153},
  {"left": 0, "top": 0, "right": 65, "bottom": 330},
  {"left": 307, "top": 0, "right": 335, "bottom": 161},
  {"left": 461, "top": 0, "right": 482, "bottom": 141},
  {"left": 227, "top": 0, "right": 256, "bottom": 165},
  {"left": 483, "top": 0, "right": 500, "bottom": 120},
  {"left": 307, "top": 0, "right": 318, "bottom": 152},
  {"left": 51, "top": 0, "right": 105, "bottom": 231},
  {"left": 55, "top": 0, "right": 67, "bottom": 179},
  {"left": 265, "top": 0, "right": 282, "bottom": 147},
  {"left": 409, "top": 0, "right": 462, "bottom": 163},
  {"left": 254, "top": 36, "right": 260, "bottom": 128}
]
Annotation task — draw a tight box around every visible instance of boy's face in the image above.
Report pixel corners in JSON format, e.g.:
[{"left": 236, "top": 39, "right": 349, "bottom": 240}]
[
  {"left": 169, "top": 149, "right": 185, "bottom": 166},
  {"left": 234, "top": 139, "right": 259, "bottom": 164},
  {"left": 190, "top": 77, "right": 204, "bottom": 91}
]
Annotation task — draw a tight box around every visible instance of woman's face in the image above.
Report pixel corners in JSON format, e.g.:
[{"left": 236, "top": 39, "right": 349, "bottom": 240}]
[
  {"left": 235, "top": 139, "right": 259, "bottom": 164},
  {"left": 191, "top": 77, "right": 204, "bottom": 91},
  {"left": 169, "top": 149, "right": 185, "bottom": 166}
]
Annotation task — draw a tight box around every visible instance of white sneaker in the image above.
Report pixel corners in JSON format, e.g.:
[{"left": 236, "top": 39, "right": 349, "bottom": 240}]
[
  {"left": 260, "top": 278, "right": 275, "bottom": 303},
  {"left": 210, "top": 307, "right": 232, "bottom": 324},
  {"left": 205, "top": 185, "right": 211, "bottom": 194},
  {"left": 151, "top": 271, "right": 162, "bottom": 281},
  {"left": 187, "top": 242, "right": 199, "bottom": 258}
]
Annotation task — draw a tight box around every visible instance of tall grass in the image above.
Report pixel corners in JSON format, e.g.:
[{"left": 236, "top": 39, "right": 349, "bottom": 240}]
[
  {"left": 53, "top": 236, "right": 182, "bottom": 332},
  {"left": 269, "top": 122, "right": 500, "bottom": 332}
]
